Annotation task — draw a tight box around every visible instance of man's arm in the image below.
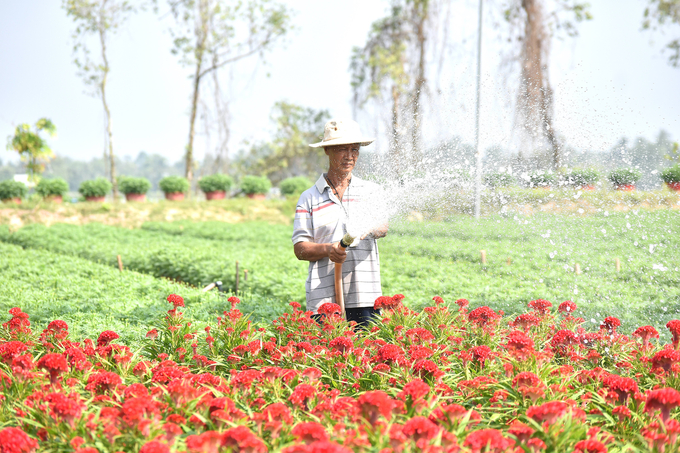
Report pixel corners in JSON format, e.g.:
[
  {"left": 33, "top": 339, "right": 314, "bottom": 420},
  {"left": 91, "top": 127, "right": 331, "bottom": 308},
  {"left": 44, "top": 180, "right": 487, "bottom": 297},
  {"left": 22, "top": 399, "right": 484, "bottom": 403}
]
[{"left": 294, "top": 241, "right": 347, "bottom": 263}]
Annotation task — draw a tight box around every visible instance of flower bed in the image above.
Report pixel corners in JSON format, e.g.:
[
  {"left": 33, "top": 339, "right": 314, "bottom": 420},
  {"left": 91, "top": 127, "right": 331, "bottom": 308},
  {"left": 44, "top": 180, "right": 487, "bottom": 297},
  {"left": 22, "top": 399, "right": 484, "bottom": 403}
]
[{"left": 1, "top": 294, "right": 680, "bottom": 452}]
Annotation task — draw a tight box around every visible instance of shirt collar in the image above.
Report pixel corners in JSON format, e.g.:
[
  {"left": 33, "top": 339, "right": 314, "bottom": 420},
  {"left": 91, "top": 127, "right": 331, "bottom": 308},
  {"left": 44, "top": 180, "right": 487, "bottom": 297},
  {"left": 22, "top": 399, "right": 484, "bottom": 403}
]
[{"left": 315, "top": 173, "right": 364, "bottom": 194}]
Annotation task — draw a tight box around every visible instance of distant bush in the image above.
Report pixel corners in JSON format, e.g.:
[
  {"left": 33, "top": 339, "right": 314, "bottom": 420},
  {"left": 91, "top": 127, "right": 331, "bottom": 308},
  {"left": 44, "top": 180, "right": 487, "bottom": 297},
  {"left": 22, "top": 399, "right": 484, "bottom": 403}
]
[
  {"left": 118, "top": 176, "right": 151, "bottom": 195},
  {"left": 36, "top": 178, "right": 69, "bottom": 197},
  {"left": 198, "top": 174, "right": 234, "bottom": 193},
  {"left": 484, "top": 173, "right": 515, "bottom": 188},
  {"left": 241, "top": 175, "right": 271, "bottom": 195},
  {"left": 565, "top": 168, "right": 600, "bottom": 187},
  {"left": 661, "top": 164, "right": 680, "bottom": 184},
  {"left": 0, "top": 180, "right": 28, "bottom": 200},
  {"left": 527, "top": 171, "right": 556, "bottom": 188},
  {"left": 159, "top": 176, "right": 190, "bottom": 194},
  {"left": 279, "top": 176, "right": 312, "bottom": 196},
  {"left": 79, "top": 178, "right": 112, "bottom": 198},
  {"left": 609, "top": 168, "right": 642, "bottom": 186}
]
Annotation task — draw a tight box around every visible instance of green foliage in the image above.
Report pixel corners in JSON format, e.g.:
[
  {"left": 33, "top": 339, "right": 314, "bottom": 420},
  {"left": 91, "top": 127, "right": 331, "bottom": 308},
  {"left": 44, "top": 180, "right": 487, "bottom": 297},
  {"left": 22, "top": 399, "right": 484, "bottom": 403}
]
[
  {"left": 527, "top": 171, "right": 556, "bottom": 187},
  {"left": 240, "top": 175, "right": 271, "bottom": 195},
  {"left": 5, "top": 118, "right": 57, "bottom": 181},
  {"left": 484, "top": 173, "right": 515, "bottom": 188},
  {"left": 643, "top": 0, "right": 680, "bottom": 67},
  {"left": 564, "top": 168, "right": 600, "bottom": 186},
  {"left": 235, "top": 102, "right": 330, "bottom": 184},
  {"left": 35, "top": 178, "right": 69, "bottom": 197},
  {"left": 118, "top": 175, "right": 151, "bottom": 194},
  {"left": 279, "top": 176, "right": 312, "bottom": 196},
  {"left": 0, "top": 180, "right": 28, "bottom": 200},
  {"left": 609, "top": 168, "right": 642, "bottom": 185},
  {"left": 159, "top": 175, "right": 189, "bottom": 194},
  {"left": 78, "top": 177, "right": 112, "bottom": 197},
  {"left": 661, "top": 164, "right": 680, "bottom": 183},
  {"left": 198, "top": 173, "right": 234, "bottom": 193}
]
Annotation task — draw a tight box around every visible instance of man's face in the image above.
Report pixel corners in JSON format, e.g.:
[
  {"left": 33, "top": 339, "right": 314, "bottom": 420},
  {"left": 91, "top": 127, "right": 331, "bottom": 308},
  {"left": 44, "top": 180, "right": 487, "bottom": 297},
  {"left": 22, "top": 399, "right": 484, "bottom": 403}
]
[{"left": 325, "top": 143, "right": 360, "bottom": 173}]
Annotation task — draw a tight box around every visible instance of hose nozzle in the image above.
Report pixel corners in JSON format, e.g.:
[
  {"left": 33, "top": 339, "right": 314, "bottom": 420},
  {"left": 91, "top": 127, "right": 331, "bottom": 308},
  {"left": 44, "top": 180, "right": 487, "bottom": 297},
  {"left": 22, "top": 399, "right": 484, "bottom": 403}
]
[{"left": 340, "top": 233, "right": 355, "bottom": 248}]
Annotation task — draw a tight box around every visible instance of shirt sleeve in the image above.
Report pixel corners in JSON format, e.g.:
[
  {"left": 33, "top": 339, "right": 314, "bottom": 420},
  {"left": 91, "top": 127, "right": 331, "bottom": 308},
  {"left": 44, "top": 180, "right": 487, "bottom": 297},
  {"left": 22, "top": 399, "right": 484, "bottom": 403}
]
[{"left": 292, "top": 194, "right": 314, "bottom": 245}]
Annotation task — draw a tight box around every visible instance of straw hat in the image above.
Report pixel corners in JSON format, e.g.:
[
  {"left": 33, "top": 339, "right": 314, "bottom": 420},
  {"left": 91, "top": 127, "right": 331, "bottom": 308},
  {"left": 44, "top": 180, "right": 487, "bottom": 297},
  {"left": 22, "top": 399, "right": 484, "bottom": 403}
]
[{"left": 309, "top": 119, "right": 374, "bottom": 148}]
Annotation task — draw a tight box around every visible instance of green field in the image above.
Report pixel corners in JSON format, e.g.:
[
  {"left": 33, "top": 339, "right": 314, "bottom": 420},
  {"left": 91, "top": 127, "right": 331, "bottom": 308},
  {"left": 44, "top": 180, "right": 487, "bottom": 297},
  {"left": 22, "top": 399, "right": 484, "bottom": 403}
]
[{"left": 1, "top": 209, "right": 679, "bottom": 339}]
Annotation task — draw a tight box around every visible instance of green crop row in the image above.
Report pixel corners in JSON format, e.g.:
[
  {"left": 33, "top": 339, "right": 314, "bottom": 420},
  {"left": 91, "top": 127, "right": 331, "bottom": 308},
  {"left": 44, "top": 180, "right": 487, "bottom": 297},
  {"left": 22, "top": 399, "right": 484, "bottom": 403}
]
[{"left": 0, "top": 242, "right": 285, "bottom": 345}]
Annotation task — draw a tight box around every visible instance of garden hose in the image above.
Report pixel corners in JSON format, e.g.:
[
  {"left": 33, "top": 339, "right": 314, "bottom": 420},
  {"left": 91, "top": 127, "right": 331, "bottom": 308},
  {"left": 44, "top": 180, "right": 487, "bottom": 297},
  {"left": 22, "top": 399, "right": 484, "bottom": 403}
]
[{"left": 334, "top": 233, "right": 355, "bottom": 319}]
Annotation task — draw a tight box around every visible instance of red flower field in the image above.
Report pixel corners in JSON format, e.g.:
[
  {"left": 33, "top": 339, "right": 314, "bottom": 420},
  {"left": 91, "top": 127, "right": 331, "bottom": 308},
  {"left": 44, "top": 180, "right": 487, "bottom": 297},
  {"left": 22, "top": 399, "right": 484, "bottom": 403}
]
[{"left": 1, "top": 294, "right": 679, "bottom": 452}]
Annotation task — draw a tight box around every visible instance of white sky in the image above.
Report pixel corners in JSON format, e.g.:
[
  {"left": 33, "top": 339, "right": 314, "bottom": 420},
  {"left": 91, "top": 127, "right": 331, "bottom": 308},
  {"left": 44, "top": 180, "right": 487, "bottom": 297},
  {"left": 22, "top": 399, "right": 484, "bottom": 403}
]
[{"left": 0, "top": 0, "right": 678, "bottom": 164}]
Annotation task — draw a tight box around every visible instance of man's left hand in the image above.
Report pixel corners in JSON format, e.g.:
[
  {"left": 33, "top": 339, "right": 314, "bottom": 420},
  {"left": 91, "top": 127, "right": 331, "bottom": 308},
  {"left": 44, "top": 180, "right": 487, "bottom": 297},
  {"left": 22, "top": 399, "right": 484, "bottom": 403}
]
[{"left": 361, "top": 223, "right": 388, "bottom": 240}]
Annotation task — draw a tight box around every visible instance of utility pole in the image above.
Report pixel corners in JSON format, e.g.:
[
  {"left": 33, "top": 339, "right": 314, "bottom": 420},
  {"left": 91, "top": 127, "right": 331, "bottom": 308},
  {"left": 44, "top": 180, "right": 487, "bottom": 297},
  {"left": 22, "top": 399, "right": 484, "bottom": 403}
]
[{"left": 474, "top": 0, "right": 484, "bottom": 219}]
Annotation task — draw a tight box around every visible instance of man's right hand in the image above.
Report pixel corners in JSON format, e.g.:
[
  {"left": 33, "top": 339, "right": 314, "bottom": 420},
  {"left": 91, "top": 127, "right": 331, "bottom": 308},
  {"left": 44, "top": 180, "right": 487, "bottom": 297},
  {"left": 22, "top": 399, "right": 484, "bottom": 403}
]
[{"left": 329, "top": 241, "right": 347, "bottom": 264}]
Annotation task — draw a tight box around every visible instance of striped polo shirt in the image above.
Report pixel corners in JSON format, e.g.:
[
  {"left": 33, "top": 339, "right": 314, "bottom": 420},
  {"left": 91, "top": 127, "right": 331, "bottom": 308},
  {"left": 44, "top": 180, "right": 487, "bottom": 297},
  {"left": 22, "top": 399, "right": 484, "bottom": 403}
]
[{"left": 292, "top": 173, "right": 384, "bottom": 313}]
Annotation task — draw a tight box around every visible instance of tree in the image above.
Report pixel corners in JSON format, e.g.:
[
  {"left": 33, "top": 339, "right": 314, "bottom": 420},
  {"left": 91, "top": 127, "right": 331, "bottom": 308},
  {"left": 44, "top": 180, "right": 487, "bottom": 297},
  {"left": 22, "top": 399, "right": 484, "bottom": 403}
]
[
  {"left": 643, "top": 0, "right": 680, "bottom": 67},
  {"left": 234, "top": 101, "right": 330, "bottom": 184},
  {"left": 502, "top": 0, "right": 591, "bottom": 171},
  {"left": 351, "top": 0, "right": 442, "bottom": 171},
  {"left": 6, "top": 119, "right": 57, "bottom": 182},
  {"left": 62, "top": 0, "right": 140, "bottom": 200},
  {"left": 164, "top": 0, "right": 292, "bottom": 185}
]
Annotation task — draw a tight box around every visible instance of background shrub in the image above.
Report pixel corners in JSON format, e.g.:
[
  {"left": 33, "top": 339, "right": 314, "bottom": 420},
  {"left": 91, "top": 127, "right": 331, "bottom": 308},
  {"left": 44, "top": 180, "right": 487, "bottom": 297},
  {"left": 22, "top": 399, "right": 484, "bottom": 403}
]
[
  {"left": 79, "top": 177, "right": 112, "bottom": 198},
  {"left": 159, "top": 176, "right": 190, "bottom": 194},
  {"left": 609, "top": 168, "right": 642, "bottom": 185},
  {"left": 527, "top": 171, "right": 556, "bottom": 188},
  {"left": 661, "top": 164, "right": 680, "bottom": 184},
  {"left": 279, "top": 176, "right": 312, "bottom": 196},
  {"left": 484, "top": 173, "right": 515, "bottom": 188},
  {"left": 198, "top": 174, "right": 234, "bottom": 193},
  {"left": 118, "top": 176, "right": 151, "bottom": 195},
  {"left": 240, "top": 175, "right": 271, "bottom": 195},
  {"left": 36, "top": 178, "right": 69, "bottom": 197},
  {"left": 565, "top": 168, "right": 600, "bottom": 187},
  {"left": 0, "top": 180, "right": 28, "bottom": 200}
]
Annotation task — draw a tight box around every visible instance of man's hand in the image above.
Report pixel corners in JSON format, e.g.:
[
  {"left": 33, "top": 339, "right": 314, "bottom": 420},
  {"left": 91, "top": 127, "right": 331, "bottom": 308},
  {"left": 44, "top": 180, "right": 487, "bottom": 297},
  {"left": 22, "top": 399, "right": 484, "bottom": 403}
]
[
  {"left": 361, "top": 223, "right": 389, "bottom": 240},
  {"left": 329, "top": 241, "right": 347, "bottom": 263}
]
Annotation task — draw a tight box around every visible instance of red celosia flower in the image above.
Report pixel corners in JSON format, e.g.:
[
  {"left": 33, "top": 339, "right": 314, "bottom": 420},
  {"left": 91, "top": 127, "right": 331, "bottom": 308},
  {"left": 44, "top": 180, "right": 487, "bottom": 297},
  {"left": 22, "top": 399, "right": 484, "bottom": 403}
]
[
  {"left": 146, "top": 329, "right": 158, "bottom": 340},
  {"left": 432, "top": 296, "right": 444, "bottom": 305},
  {"left": 317, "top": 303, "right": 341, "bottom": 316},
  {"left": 645, "top": 387, "right": 680, "bottom": 421},
  {"left": 405, "top": 327, "right": 435, "bottom": 342},
  {"left": 528, "top": 299, "right": 552, "bottom": 315},
  {"left": 186, "top": 431, "right": 223, "bottom": 453},
  {"left": 505, "top": 330, "right": 535, "bottom": 359},
  {"left": 412, "top": 359, "right": 443, "bottom": 380},
  {"left": 46, "top": 320, "right": 68, "bottom": 333},
  {"left": 0, "top": 427, "right": 39, "bottom": 453},
  {"left": 456, "top": 298, "right": 470, "bottom": 310},
  {"left": 402, "top": 416, "right": 439, "bottom": 442},
  {"left": 430, "top": 404, "right": 481, "bottom": 426},
  {"left": 603, "top": 375, "right": 639, "bottom": 404},
  {"left": 507, "top": 420, "right": 534, "bottom": 443},
  {"left": 612, "top": 405, "right": 631, "bottom": 421},
  {"left": 468, "top": 306, "right": 500, "bottom": 327},
  {"left": 633, "top": 325, "right": 659, "bottom": 350},
  {"left": 96, "top": 330, "right": 119, "bottom": 347},
  {"left": 3, "top": 308, "right": 31, "bottom": 335},
  {"left": 600, "top": 316, "right": 621, "bottom": 334},
  {"left": 526, "top": 401, "right": 571, "bottom": 424},
  {"left": 358, "top": 390, "right": 394, "bottom": 424},
  {"left": 282, "top": 441, "right": 352, "bottom": 453},
  {"left": 471, "top": 345, "right": 492, "bottom": 366},
  {"left": 289, "top": 384, "right": 316, "bottom": 408},
  {"left": 37, "top": 353, "right": 69, "bottom": 384},
  {"left": 463, "top": 429, "right": 514, "bottom": 452},
  {"left": 512, "top": 372, "right": 543, "bottom": 389},
  {"left": 291, "top": 422, "right": 329, "bottom": 444},
  {"left": 139, "top": 441, "right": 170, "bottom": 453},
  {"left": 227, "top": 296, "right": 240, "bottom": 310},
  {"left": 85, "top": 371, "right": 122, "bottom": 394},
  {"left": 221, "top": 426, "right": 266, "bottom": 453},
  {"left": 374, "top": 295, "right": 403, "bottom": 310},
  {"left": 377, "top": 344, "right": 404, "bottom": 363},
  {"left": 408, "top": 344, "right": 433, "bottom": 360},
  {"left": 651, "top": 348, "right": 680, "bottom": 372},
  {"left": 666, "top": 320, "right": 680, "bottom": 349},
  {"left": 329, "top": 337, "right": 353, "bottom": 353},
  {"left": 512, "top": 313, "right": 540, "bottom": 331},
  {"left": 574, "top": 439, "right": 607, "bottom": 453},
  {"left": 0, "top": 341, "right": 28, "bottom": 364},
  {"left": 398, "top": 379, "right": 431, "bottom": 402},
  {"left": 558, "top": 300, "right": 577, "bottom": 314},
  {"left": 45, "top": 392, "right": 85, "bottom": 427},
  {"left": 167, "top": 294, "right": 185, "bottom": 308},
  {"left": 550, "top": 329, "right": 579, "bottom": 354}
]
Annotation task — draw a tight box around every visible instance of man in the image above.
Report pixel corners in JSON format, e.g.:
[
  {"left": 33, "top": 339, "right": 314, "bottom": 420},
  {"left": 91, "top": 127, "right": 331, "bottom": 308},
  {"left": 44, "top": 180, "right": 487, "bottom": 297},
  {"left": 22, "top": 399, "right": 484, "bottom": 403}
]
[{"left": 292, "top": 119, "right": 388, "bottom": 326}]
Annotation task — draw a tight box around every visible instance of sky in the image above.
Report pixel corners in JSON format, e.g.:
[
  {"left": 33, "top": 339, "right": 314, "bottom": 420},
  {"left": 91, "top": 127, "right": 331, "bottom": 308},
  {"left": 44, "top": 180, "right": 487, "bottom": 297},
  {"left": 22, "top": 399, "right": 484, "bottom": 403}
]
[{"left": 0, "top": 0, "right": 678, "bottom": 165}]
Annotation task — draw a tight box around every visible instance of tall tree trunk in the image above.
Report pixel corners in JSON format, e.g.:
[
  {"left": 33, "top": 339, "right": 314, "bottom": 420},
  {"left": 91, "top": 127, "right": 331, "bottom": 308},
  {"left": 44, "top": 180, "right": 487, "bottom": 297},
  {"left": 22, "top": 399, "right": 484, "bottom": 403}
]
[
  {"left": 411, "top": 10, "right": 427, "bottom": 163},
  {"left": 99, "top": 20, "right": 117, "bottom": 200}
]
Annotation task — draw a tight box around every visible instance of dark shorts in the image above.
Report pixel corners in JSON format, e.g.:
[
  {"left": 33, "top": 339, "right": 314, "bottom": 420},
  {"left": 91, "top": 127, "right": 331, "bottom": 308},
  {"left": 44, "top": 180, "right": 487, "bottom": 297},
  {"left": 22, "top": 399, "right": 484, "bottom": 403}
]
[{"left": 312, "top": 307, "right": 380, "bottom": 328}]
